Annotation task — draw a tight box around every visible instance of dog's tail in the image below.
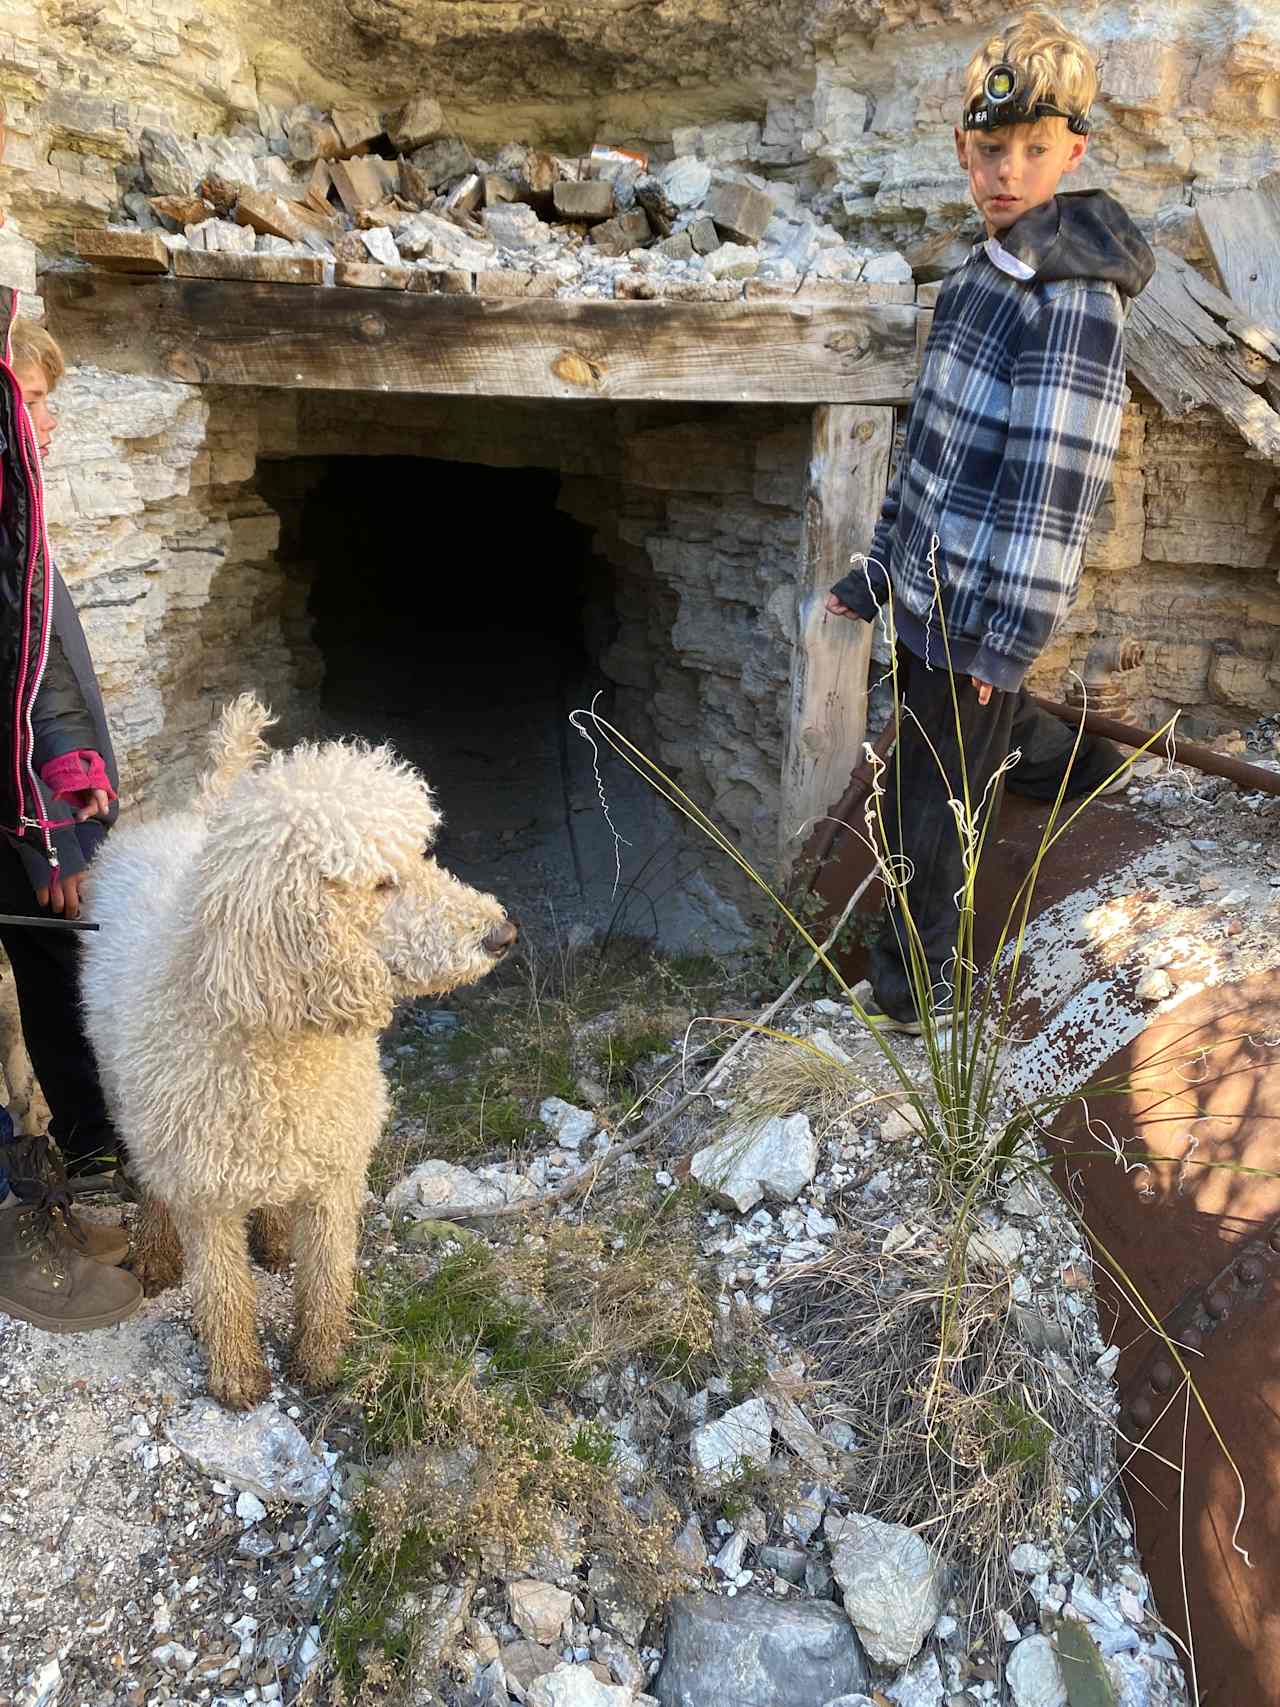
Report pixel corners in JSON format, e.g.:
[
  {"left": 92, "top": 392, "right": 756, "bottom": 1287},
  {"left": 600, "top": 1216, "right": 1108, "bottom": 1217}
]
[{"left": 197, "top": 694, "right": 276, "bottom": 813}]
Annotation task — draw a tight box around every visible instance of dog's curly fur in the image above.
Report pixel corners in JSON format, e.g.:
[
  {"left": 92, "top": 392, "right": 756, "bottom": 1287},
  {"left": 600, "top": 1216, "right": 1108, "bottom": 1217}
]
[{"left": 80, "top": 696, "right": 513, "bottom": 1408}]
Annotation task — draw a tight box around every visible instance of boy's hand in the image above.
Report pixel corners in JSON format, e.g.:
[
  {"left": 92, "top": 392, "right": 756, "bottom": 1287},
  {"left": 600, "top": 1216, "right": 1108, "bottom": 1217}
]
[
  {"left": 36, "top": 870, "right": 86, "bottom": 919},
  {"left": 972, "top": 677, "right": 995, "bottom": 707},
  {"left": 824, "top": 594, "right": 863, "bottom": 621}
]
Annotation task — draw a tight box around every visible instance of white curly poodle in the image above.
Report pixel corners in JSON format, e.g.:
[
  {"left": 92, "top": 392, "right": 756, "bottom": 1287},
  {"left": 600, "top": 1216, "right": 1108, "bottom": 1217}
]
[{"left": 80, "top": 696, "right": 516, "bottom": 1408}]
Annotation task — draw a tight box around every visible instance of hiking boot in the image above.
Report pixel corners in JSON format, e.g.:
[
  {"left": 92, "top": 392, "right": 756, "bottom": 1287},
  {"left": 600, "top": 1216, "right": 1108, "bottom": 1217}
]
[
  {"left": 0, "top": 1188, "right": 142, "bottom": 1333},
  {"left": 5, "top": 1133, "right": 129, "bottom": 1264}
]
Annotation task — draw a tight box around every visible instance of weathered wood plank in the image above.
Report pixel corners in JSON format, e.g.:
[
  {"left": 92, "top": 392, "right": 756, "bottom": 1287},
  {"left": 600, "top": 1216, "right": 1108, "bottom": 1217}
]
[
  {"left": 779, "top": 404, "right": 893, "bottom": 869},
  {"left": 173, "top": 250, "right": 325, "bottom": 286},
  {"left": 1126, "top": 250, "right": 1280, "bottom": 463},
  {"left": 333, "top": 260, "right": 413, "bottom": 290},
  {"left": 74, "top": 229, "right": 170, "bottom": 275},
  {"left": 45, "top": 272, "right": 922, "bottom": 406},
  {"left": 1196, "top": 174, "right": 1280, "bottom": 329}
]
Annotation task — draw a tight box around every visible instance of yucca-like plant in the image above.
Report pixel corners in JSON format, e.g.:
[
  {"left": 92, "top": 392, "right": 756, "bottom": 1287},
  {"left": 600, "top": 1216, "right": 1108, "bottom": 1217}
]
[{"left": 572, "top": 552, "right": 1267, "bottom": 1696}]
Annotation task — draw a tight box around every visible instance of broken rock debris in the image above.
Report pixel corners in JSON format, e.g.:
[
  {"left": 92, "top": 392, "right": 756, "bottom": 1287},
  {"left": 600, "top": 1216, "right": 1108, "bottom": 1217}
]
[{"left": 85, "top": 98, "right": 916, "bottom": 304}]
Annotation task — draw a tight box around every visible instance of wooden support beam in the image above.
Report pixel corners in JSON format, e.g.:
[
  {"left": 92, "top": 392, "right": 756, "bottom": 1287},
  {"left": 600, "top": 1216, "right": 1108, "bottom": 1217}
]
[
  {"left": 779, "top": 404, "right": 893, "bottom": 871},
  {"left": 1126, "top": 250, "right": 1280, "bottom": 463},
  {"left": 45, "top": 271, "right": 921, "bottom": 406}
]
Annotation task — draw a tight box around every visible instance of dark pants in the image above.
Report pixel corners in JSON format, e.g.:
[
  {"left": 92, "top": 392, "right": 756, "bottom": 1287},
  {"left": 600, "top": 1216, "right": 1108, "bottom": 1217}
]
[
  {"left": 867, "top": 646, "right": 1121, "bottom": 1021},
  {"left": 0, "top": 833, "right": 119, "bottom": 1170}
]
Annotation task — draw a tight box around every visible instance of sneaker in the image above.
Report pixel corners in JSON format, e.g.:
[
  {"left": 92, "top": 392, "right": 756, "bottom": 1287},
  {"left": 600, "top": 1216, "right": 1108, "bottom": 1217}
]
[
  {"left": 0, "top": 1186, "right": 142, "bottom": 1333},
  {"left": 850, "top": 979, "right": 926, "bottom": 1036}
]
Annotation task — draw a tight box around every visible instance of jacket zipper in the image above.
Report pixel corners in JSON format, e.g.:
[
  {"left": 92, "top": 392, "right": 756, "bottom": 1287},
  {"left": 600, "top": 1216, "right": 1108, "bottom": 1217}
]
[{"left": 4, "top": 300, "right": 60, "bottom": 865}]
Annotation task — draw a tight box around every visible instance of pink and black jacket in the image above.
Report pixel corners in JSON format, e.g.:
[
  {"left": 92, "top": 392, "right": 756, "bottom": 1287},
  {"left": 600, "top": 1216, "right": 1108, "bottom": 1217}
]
[{"left": 0, "top": 287, "right": 119, "bottom": 890}]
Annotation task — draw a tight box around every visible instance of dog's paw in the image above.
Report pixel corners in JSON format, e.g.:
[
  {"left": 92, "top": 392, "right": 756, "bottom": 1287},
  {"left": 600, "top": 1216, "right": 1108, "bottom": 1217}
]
[
  {"left": 209, "top": 1362, "right": 272, "bottom": 1411},
  {"left": 289, "top": 1343, "right": 342, "bottom": 1395}
]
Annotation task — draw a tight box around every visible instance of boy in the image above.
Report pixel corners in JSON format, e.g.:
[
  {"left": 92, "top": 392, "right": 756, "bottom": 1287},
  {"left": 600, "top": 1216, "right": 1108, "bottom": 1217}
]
[
  {"left": 825, "top": 11, "right": 1154, "bottom": 1031},
  {"left": 0, "top": 120, "right": 141, "bottom": 1330}
]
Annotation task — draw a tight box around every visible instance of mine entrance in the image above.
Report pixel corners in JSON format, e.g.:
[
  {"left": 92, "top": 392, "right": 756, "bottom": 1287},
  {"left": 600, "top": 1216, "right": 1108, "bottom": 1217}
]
[{"left": 259, "top": 452, "right": 729, "bottom": 951}]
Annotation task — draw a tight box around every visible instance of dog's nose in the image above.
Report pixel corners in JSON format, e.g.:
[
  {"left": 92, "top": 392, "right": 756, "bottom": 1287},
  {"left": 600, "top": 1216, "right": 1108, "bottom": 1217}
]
[{"left": 483, "top": 920, "right": 519, "bottom": 957}]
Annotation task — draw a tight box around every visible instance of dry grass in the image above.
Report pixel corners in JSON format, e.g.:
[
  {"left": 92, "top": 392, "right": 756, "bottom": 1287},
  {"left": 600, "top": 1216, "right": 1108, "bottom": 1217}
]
[
  {"left": 772, "top": 1219, "right": 1099, "bottom": 1652},
  {"left": 732, "top": 1034, "right": 881, "bottom": 1138}
]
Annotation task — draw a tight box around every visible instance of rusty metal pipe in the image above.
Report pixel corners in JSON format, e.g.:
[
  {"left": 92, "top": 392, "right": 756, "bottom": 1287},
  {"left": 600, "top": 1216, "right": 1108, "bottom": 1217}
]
[{"left": 1033, "top": 697, "right": 1280, "bottom": 798}]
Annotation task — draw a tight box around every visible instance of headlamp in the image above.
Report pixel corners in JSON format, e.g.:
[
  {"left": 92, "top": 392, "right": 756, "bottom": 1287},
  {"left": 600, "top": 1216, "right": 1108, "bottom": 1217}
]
[{"left": 962, "top": 60, "right": 1091, "bottom": 135}]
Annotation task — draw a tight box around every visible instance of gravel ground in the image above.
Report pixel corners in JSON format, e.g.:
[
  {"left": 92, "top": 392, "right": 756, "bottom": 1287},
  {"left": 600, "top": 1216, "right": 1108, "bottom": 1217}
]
[{"left": 0, "top": 1254, "right": 357, "bottom": 1707}]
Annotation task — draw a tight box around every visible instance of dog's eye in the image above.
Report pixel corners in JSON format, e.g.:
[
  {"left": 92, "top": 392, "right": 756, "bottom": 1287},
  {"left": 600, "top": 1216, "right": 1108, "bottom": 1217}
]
[{"left": 375, "top": 878, "right": 397, "bottom": 893}]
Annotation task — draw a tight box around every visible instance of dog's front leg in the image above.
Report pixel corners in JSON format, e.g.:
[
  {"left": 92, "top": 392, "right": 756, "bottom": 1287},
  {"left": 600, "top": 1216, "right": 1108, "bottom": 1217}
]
[
  {"left": 177, "top": 1209, "right": 271, "bottom": 1410},
  {"left": 289, "top": 1187, "right": 361, "bottom": 1393}
]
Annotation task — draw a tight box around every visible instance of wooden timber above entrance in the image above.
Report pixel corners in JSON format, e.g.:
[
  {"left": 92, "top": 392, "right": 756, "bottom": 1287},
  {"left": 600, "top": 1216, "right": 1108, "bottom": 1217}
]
[{"left": 45, "top": 270, "right": 922, "bottom": 406}]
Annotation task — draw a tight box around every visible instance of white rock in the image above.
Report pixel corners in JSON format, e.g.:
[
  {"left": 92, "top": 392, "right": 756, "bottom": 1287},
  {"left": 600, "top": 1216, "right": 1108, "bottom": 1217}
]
[
  {"left": 165, "top": 1402, "right": 331, "bottom": 1504},
  {"left": 509, "top": 1580, "right": 575, "bottom": 1645},
  {"left": 661, "top": 155, "right": 713, "bottom": 208},
  {"left": 782, "top": 1483, "right": 829, "bottom": 1544},
  {"left": 706, "top": 242, "right": 760, "bottom": 280},
  {"left": 862, "top": 251, "right": 912, "bottom": 283},
  {"left": 824, "top": 1512, "right": 944, "bottom": 1667},
  {"left": 691, "top": 1115, "right": 819, "bottom": 1213},
  {"left": 525, "top": 1663, "right": 635, "bottom": 1707},
  {"left": 483, "top": 201, "right": 546, "bottom": 249},
  {"left": 1135, "top": 968, "right": 1174, "bottom": 1002},
  {"left": 360, "top": 225, "right": 401, "bottom": 267},
  {"left": 539, "top": 1097, "right": 599, "bottom": 1150},
  {"left": 998, "top": 1611, "right": 1022, "bottom": 1642},
  {"left": 714, "top": 1530, "right": 749, "bottom": 1575},
  {"left": 966, "top": 1224, "right": 1024, "bottom": 1270},
  {"left": 17, "top": 1660, "right": 60, "bottom": 1707},
  {"left": 236, "top": 1489, "right": 268, "bottom": 1524},
  {"left": 1007, "top": 1634, "right": 1068, "bottom": 1707},
  {"left": 1009, "top": 1544, "right": 1051, "bottom": 1576},
  {"left": 690, "top": 1398, "right": 772, "bottom": 1487},
  {"left": 385, "top": 1158, "right": 536, "bottom": 1217},
  {"left": 887, "top": 1651, "right": 945, "bottom": 1707},
  {"left": 396, "top": 209, "right": 494, "bottom": 269},
  {"left": 808, "top": 1028, "right": 854, "bottom": 1067}
]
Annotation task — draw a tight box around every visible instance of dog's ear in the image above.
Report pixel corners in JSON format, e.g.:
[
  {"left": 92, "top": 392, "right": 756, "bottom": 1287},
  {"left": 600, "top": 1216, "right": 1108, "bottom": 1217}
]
[{"left": 189, "top": 825, "right": 394, "bottom": 1037}]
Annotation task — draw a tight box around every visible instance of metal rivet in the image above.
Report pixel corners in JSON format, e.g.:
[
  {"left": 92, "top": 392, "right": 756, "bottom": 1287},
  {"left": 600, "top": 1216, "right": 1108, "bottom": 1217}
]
[
  {"left": 1268, "top": 1226, "right": 1280, "bottom": 1254},
  {"left": 1237, "top": 1257, "right": 1264, "bottom": 1286},
  {"left": 1182, "top": 1326, "right": 1204, "bottom": 1350},
  {"left": 1206, "top": 1290, "right": 1231, "bottom": 1318},
  {"left": 1150, "top": 1361, "right": 1174, "bottom": 1392},
  {"left": 1129, "top": 1396, "right": 1154, "bottom": 1429}
]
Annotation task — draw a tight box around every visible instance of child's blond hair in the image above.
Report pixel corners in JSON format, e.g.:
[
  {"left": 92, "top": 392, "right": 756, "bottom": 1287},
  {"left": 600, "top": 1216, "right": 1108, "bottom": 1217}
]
[
  {"left": 964, "top": 12, "right": 1099, "bottom": 126},
  {"left": 9, "top": 319, "right": 66, "bottom": 389}
]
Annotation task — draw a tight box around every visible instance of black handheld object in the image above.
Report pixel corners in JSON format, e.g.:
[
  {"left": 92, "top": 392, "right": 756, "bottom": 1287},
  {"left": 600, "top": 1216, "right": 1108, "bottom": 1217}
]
[
  {"left": 963, "top": 61, "right": 1090, "bottom": 135},
  {"left": 0, "top": 913, "right": 99, "bottom": 931}
]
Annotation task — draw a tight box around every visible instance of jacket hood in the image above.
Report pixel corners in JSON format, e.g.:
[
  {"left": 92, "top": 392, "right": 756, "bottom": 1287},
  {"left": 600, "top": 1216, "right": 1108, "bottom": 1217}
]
[{"left": 994, "top": 191, "right": 1155, "bottom": 301}]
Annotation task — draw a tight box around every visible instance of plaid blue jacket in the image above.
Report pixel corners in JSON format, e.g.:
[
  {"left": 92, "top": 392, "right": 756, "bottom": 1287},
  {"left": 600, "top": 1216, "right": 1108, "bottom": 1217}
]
[{"left": 832, "top": 238, "right": 1129, "bottom": 691}]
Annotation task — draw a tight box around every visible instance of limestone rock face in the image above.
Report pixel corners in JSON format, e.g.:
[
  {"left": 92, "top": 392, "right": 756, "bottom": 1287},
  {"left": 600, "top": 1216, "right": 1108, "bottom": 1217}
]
[{"left": 2, "top": 0, "right": 1278, "bottom": 259}]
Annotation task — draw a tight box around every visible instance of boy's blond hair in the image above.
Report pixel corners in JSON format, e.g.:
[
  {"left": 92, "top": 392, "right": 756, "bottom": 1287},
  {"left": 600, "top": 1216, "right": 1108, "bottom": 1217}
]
[
  {"left": 964, "top": 12, "right": 1099, "bottom": 125},
  {"left": 9, "top": 318, "right": 66, "bottom": 389}
]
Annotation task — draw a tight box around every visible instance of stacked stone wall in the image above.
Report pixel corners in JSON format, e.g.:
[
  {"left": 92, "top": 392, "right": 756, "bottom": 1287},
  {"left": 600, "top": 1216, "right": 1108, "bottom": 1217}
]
[{"left": 0, "top": 0, "right": 1278, "bottom": 827}]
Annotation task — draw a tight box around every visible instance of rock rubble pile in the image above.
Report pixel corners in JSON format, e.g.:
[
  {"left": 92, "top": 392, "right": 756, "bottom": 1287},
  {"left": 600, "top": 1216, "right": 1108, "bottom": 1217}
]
[{"left": 88, "top": 101, "right": 917, "bottom": 302}]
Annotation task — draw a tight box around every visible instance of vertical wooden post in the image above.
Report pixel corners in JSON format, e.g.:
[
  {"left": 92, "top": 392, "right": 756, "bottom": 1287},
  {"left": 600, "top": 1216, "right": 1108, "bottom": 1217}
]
[{"left": 779, "top": 403, "right": 894, "bottom": 873}]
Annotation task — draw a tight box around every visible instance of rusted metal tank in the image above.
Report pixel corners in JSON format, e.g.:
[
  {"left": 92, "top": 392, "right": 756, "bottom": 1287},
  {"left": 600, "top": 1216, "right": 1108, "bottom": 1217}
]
[{"left": 803, "top": 765, "right": 1280, "bottom": 1702}]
